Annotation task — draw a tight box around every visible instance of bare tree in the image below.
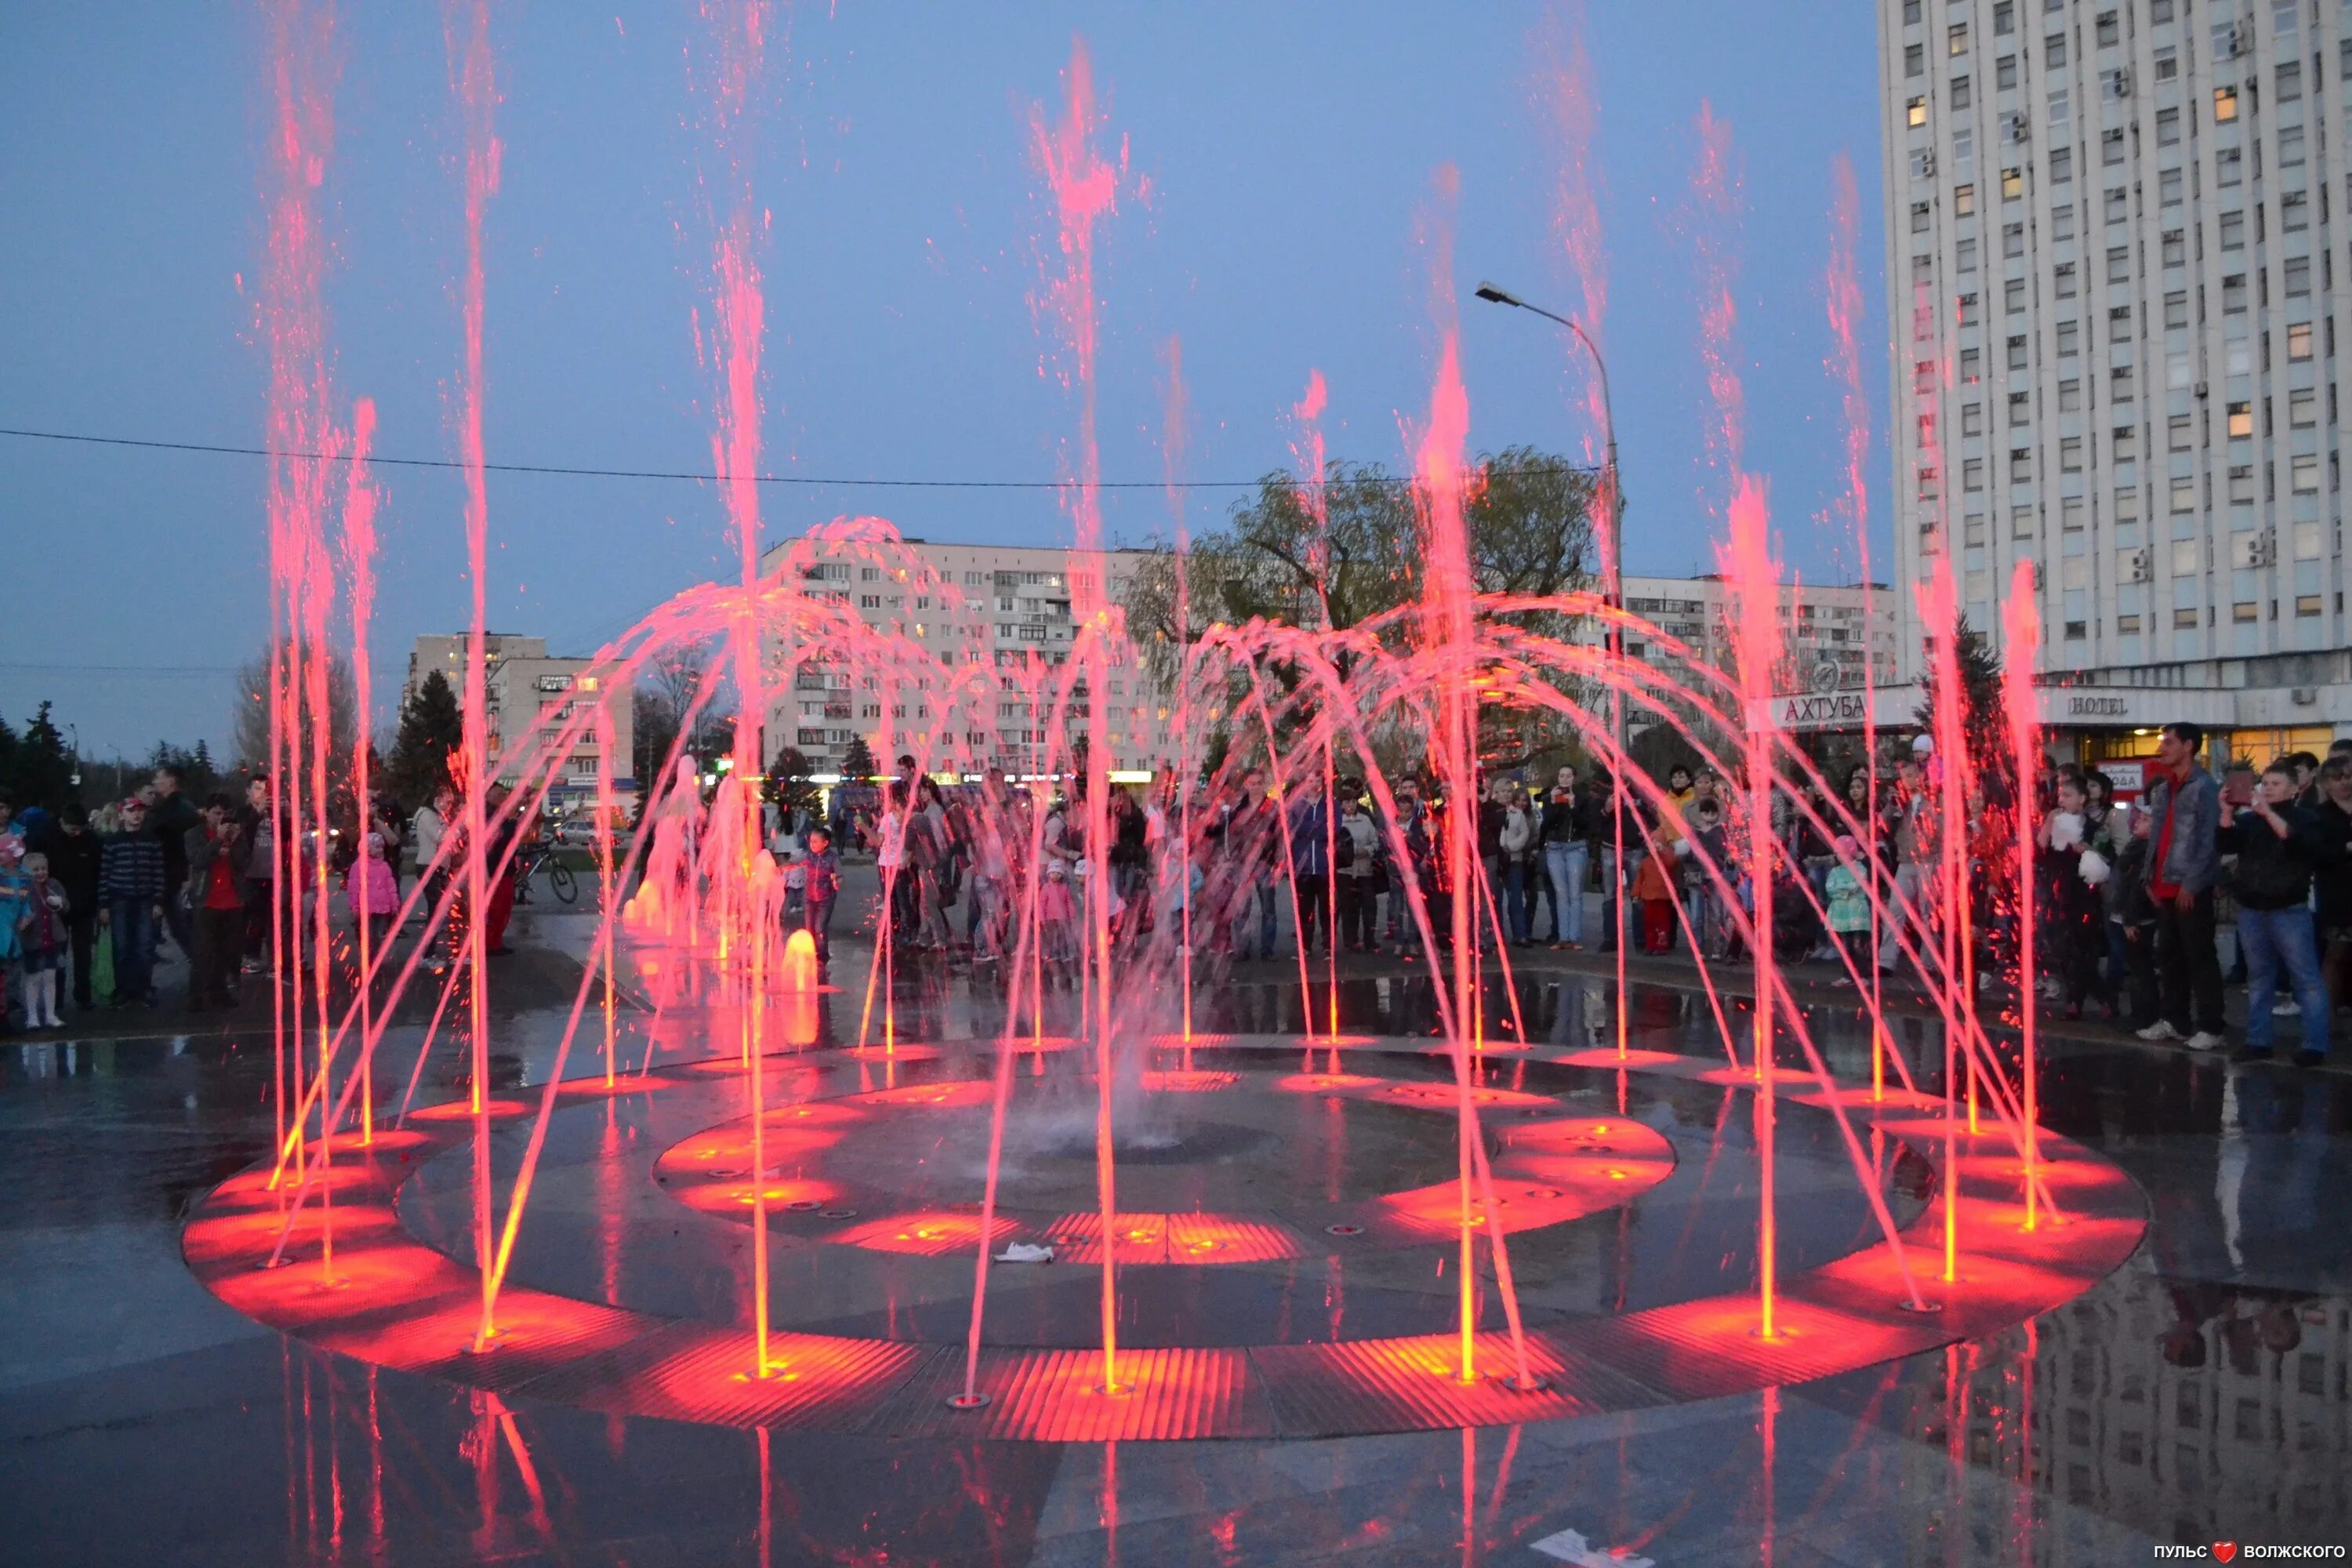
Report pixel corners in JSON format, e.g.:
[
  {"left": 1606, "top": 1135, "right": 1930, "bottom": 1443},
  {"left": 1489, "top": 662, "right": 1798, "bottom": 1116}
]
[{"left": 233, "top": 640, "right": 361, "bottom": 777}]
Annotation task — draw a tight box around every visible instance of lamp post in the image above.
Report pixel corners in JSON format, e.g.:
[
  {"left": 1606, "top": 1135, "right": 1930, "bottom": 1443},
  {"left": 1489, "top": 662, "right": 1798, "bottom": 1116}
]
[{"left": 1473, "top": 281, "right": 1630, "bottom": 1054}]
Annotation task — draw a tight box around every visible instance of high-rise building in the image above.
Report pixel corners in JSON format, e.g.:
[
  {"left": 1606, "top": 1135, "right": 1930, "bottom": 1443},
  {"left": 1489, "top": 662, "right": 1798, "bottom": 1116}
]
[
  {"left": 401, "top": 633, "right": 635, "bottom": 807},
  {"left": 758, "top": 536, "right": 1175, "bottom": 778},
  {"left": 1881, "top": 0, "right": 2350, "bottom": 765}
]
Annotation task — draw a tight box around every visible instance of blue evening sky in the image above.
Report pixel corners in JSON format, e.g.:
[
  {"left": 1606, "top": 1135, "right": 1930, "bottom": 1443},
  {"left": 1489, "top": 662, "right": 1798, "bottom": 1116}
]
[{"left": 0, "top": 3, "right": 1886, "bottom": 758}]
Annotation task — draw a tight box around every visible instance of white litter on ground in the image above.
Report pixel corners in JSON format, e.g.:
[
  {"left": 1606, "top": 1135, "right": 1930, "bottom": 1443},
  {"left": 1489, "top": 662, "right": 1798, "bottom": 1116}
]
[
  {"left": 992, "top": 1243, "right": 1054, "bottom": 1264},
  {"left": 1529, "top": 1527, "right": 1656, "bottom": 1567}
]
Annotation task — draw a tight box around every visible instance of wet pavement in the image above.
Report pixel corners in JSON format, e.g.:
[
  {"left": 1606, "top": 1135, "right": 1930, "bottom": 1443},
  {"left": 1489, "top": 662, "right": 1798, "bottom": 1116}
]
[{"left": 4, "top": 898, "right": 2350, "bottom": 1564}]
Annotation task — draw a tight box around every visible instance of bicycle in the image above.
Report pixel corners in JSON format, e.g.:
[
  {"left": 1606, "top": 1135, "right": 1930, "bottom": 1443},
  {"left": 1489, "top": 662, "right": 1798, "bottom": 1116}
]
[{"left": 512, "top": 835, "right": 579, "bottom": 906}]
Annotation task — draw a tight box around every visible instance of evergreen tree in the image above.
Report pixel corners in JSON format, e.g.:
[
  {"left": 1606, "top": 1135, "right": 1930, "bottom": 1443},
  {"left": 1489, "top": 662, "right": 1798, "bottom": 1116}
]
[
  {"left": 385, "top": 670, "right": 464, "bottom": 810},
  {"left": 9, "top": 703, "right": 73, "bottom": 809},
  {"left": 1915, "top": 613, "right": 2004, "bottom": 739},
  {"left": 840, "top": 735, "right": 877, "bottom": 782},
  {"left": 764, "top": 746, "right": 822, "bottom": 831}
]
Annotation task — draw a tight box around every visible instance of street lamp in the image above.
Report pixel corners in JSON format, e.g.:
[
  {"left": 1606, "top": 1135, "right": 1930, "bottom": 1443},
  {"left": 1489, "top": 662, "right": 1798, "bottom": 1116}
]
[{"left": 1473, "top": 280, "right": 1632, "bottom": 1052}]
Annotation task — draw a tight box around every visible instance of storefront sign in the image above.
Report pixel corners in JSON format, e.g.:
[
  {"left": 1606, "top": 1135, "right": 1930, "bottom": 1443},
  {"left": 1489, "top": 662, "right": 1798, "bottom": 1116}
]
[{"left": 1750, "top": 691, "right": 1873, "bottom": 732}]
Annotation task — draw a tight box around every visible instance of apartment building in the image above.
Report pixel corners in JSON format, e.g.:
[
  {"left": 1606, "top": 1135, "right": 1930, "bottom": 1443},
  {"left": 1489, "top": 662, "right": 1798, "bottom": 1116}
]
[
  {"left": 757, "top": 536, "right": 1175, "bottom": 779},
  {"left": 402, "top": 633, "right": 634, "bottom": 806},
  {"left": 1882, "top": 0, "right": 2352, "bottom": 765}
]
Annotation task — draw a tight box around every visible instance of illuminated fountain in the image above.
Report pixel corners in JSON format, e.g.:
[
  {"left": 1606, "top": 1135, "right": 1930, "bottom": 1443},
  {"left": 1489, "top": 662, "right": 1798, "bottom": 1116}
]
[{"left": 197, "top": 9, "right": 2139, "bottom": 1450}]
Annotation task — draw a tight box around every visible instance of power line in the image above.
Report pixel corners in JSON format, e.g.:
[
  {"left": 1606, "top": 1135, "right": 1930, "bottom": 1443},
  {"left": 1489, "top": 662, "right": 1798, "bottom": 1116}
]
[{"left": 0, "top": 423, "right": 1597, "bottom": 492}]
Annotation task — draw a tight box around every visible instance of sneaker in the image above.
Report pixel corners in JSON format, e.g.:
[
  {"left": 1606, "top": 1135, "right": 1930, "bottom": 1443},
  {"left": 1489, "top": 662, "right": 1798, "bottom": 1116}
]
[
  {"left": 2186, "top": 1031, "right": 2227, "bottom": 1051},
  {"left": 2135, "top": 1020, "right": 2183, "bottom": 1042},
  {"left": 2275, "top": 998, "right": 2302, "bottom": 1017}
]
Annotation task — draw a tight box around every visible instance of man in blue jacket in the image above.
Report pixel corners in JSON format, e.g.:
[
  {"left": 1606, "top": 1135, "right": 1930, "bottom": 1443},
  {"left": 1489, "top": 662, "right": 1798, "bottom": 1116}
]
[{"left": 2135, "top": 721, "right": 2226, "bottom": 1049}]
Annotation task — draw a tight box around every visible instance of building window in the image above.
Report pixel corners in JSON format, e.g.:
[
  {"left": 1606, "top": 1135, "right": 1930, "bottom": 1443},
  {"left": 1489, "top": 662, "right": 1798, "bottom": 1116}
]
[
  {"left": 2061, "top": 437, "right": 2084, "bottom": 471},
  {"left": 2293, "top": 453, "right": 2321, "bottom": 492},
  {"left": 2173, "top": 608, "right": 2201, "bottom": 630},
  {"left": 2102, "top": 128, "right": 2127, "bottom": 166},
  {"left": 2171, "top": 476, "right": 2198, "bottom": 512},
  {"left": 2003, "top": 223, "right": 2026, "bottom": 259},
  {"left": 2288, "top": 322, "right": 2314, "bottom": 360},
  {"left": 2057, "top": 321, "right": 2080, "bottom": 356},
  {"left": 860, "top": 593, "right": 881, "bottom": 608},
  {"left": 2215, "top": 85, "right": 2238, "bottom": 122},
  {"left": 1962, "top": 402, "right": 1984, "bottom": 436},
  {"left": 2011, "top": 448, "right": 2033, "bottom": 483},
  {"left": 2230, "top": 464, "right": 2256, "bottom": 502},
  {"left": 2154, "top": 45, "right": 2178, "bottom": 81},
  {"left": 1906, "top": 42, "right": 1925, "bottom": 76},
  {"left": 1958, "top": 238, "right": 1978, "bottom": 270},
  {"left": 2223, "top": 273, "right": 2249, "bottom": 312},
  {"left": 2218, "top": 148, "right": 2243, "bottom": 187},
  {"left": 2104, "top": 187, "right": 2129, "bottom": 223},
  {"left": 1911, "top": 201, "right": 1932, "bottom": 234},
  {"left": 2281, "top": 191, "right": 2308, "bottom": 232},
  {"left": 2279, "top": 127, "right": 2306, "bottom": 167},
  {"left": 2278, "top": 62, "right": 2303, "bottom": 102},
  {"left": 2170, "top": 415, "right": 2195, "bottom": 451},
  {"left": 2002, "top": 166, "right": 2024, "bottom": 199},
  {"left": 2059, "top": 379, "right": 2083, "bottom": 411},
  {"left": 1951, "top": 76, "right": 1973, "bottom": 111},
  {"left": 2234, "top": 601, "right": 2261, "bottom": 623},
  {"left": 2113, "top": 425, "right": 2136, "bottom": 459},
  {"left": 2011, "top": 390, "right": 2033, "bottom": 424},
  {"left": 2005, "top": 278, "right": 2027, "bottom": 312},
  {"left": 2046, "top": 32, "right": 2067, "bottom": 67},
  {"left": 2165, "top": 291, "right": 2189, "bottom": 328},
  {"left": 2155, "top": 107, "right": 2180, "bottom": 147},
  {"left": 1994, "top": 1, "right": 2015, "bottom": 32},
  {"left": 2219, "top": 212, "right": 2245, "bottom": 250},
  {"left": 2296, "top": 594, "right": 2325, "bottom": 616},
  {"left": 2107, "top": 245, "right": 2131, "bottom": 285},
  {"left": 2290, "top": 388, "right": 2318, "bottom": 425},
  {"left": 2096, "top": 10, "right": 2119, "bottom": 46},
  {"left": 2009, "top": 335, "right": 2031, "bottom": 370},
  {"left": 2228, "top": 401, "right": 2253, "bottom": 437},
  {"left": 1997, "top": 53, "right": 2019, "bottom": 89},
  {"left": 2055, "top": 262, "right": 2077, "bottom": 297},
  {"left": 1964, "top": 457, "right": 1986, "bottom": 491},
  {"left": 1955, "top": 183, "right": 1976, "bottom": 216},
  {"left": 2118, "top": 613, "right": 2142, "bottom": 633},
  {"left": 1958, "top": 292, "right": 1981, "bottom": 325},
  {"left": 2050, "top": 147, "right": 2073, "bottom": 183},
  {"left": 1908, "top": 96, "right": 1929, "bottom": 128}
]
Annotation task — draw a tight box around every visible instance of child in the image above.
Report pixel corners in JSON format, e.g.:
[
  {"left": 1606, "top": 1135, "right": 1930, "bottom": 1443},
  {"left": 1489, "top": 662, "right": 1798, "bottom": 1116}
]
[
  {"left": 16, "top": 851, "right": 69, "bottom": 1027},
  {"left": 1824, "top": 835, "right": 1873, "bottom": 978},
  {"left": 343, "top": 831, "right": 399, "bottom": 957},
  {"left": 1631, "top": 837, "right": 1680, "bottom": 953},
  {"left": 0, "top": 840, "right": 29, "bottom": 1029},
  {"left": 779, "top": 842, "right": 808, "bottom": 922},
  {"left": 800, "top": 827, "right": 840, "bottom": 964}
]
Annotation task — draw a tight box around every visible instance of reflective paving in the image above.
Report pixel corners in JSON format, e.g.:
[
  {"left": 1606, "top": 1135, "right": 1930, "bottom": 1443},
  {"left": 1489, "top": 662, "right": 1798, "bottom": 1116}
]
[{"left": 3, "top": 909, "right": 2349, "bottom": 1565}]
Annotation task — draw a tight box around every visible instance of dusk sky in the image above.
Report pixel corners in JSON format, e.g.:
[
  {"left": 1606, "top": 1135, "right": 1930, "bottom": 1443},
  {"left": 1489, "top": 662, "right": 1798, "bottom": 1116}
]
[{"left": 0, "top": 3, "right": 1886, "bottom": 760}]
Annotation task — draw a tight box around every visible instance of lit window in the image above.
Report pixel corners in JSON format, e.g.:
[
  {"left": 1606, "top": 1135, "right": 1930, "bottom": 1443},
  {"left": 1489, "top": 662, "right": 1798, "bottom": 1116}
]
[
  {"left": 2215, "top": 85, "right": 2238, "bottom": 122},
  {"left": 2228, "top": 401, "right": 2253, "bottom": 437},
  {"left": 2296, "top": 595, "right": 2324, "bottom": 617},
  {"left": 1955, "top": 183, "right": 1976, "bottom": 216},
  {"left": 2288, "top": 322, "right": 2314, "bottom": 360},
  {"left": 2118, "top": 613, "right": 2143, "bottom": 634},
  {"left": 1909, "top": 96, "right": 1929, "bottom": 127},
  {"left": 2234, "top": 602, "right": 2261, "bottom": 624},
  {"left": 1950, "top": 21, "right": 1969, "bottom": 53},
  {"left": 2002, "top": 166, "right": 2024, "bottom": 198},
  {"left": 2174, "top": 608, "right": 2201, "bottom": 630}
]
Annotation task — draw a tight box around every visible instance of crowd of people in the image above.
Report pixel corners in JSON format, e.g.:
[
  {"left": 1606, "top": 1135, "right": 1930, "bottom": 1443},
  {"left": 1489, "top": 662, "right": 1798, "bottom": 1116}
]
[
  {"left": 0, "top": 765, "right": 547, "bottom": 1031},
  {"left": 5, "top": 724, "right": 2348, "bottom": 1069}
]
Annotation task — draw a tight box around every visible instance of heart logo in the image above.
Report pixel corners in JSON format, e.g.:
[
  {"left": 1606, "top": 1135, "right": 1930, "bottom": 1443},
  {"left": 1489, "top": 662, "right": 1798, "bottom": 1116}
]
[{"left": 2212, "top": 1545, "right": 2238, "bottom": 1563}]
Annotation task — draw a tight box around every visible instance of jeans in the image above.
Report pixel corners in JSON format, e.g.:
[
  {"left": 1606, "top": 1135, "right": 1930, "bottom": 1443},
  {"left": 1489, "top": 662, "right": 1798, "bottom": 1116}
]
[
  {"left": 1599, "top": 846, "right": 1646, "bottom": 949},
  {"left": 1236, "top": 880, "right": 1279, "bottom": 959},
  {"left": 1501, "top": 858, "right": 1530, "bottom": 942},
  {"left": 108, "top": 899, "right": 158, "bottom": 1003},
  {"left": 1294, "top": 873, "right": 1331, "bottom": 953},
  {"left": 2238, "top": 904, "right": 2330, "bottom": 1057},
  {"left": 804, "top": 895, "right": 836, "bottom": 964},
  {"left": 1544, "top": 841, "right": 1587, "bottom": 945},
  {"left": 2152, "top": 890, "right": 2226, "bottom": 1036}
]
